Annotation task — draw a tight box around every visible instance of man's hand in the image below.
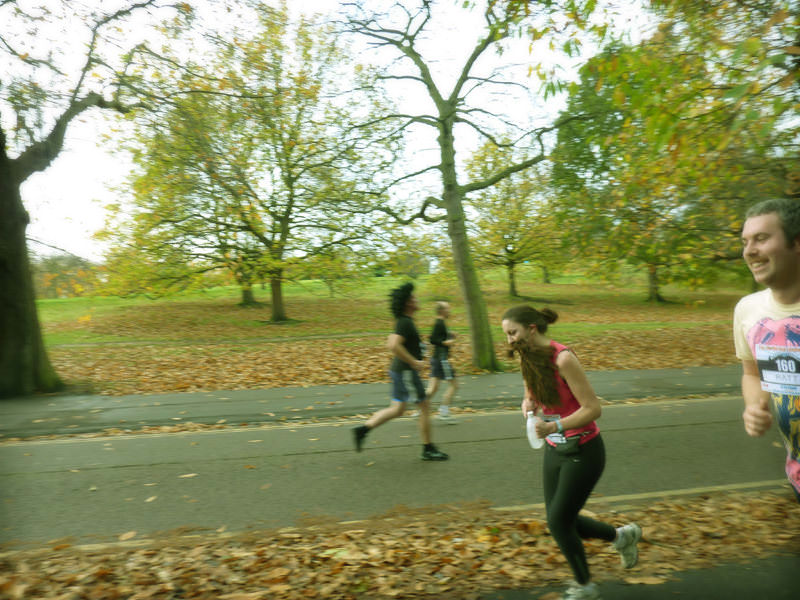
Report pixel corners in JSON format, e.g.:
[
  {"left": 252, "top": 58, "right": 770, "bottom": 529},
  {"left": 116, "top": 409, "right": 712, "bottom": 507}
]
[
  {"left": 741, "top": 361, "right": 772, "bottom": 437},
  {"left": 743, "top": 397, "right": 772, "bottom": 436}
]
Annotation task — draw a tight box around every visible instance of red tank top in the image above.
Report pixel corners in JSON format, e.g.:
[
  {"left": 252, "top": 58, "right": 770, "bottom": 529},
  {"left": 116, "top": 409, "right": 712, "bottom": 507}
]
[{"left": 539, "top": 340, "right": 600, "bottom": 444}]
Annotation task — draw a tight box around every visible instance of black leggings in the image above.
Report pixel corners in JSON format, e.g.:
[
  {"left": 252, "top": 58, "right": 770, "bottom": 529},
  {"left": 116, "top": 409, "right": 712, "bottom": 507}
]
[{"left": 543, "top": 435, "right": 616, "bottom": 584}]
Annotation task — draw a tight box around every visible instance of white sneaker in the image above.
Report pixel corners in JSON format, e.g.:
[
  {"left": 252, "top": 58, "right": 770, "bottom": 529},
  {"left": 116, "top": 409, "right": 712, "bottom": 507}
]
[
  {"left": 613, "top": 523, "right": 642, "bottom": 568},
  {"left": 436, "top": 412, "right": 457, "bottom": 424},
  {"left": 563, "top": 581, "right": 601, "bottom": 600}
]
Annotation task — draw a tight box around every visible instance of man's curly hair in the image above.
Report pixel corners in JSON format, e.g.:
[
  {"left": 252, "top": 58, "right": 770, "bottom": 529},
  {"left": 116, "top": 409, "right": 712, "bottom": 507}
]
[{"left": 389, "top": 282, "right": 414, "bottom": 318}]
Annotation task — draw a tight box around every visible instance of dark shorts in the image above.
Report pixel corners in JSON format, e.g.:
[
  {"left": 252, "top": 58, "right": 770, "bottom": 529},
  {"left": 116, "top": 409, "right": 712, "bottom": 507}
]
[
  {"left": 390, "top": 369, "right": 426, "bottom": 404},
  {"left": 430, "top": 357, "right": 455, "bottom": 381}
]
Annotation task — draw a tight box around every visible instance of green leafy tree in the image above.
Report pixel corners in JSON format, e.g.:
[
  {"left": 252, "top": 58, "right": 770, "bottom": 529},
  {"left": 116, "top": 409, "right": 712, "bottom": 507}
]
[
  {"left": 645, "top": 1, "right": 798, "bottom": 150},
  {"left": 0, "top": 0, "right": 187, "bottom": 397},
  {"left": 465, "top": 141, "right": 565, "bottom": 296},
  {"left": 104, "top": 2, "right": 401, "bottom": 320},
  {"left": 551, "top": 34, "right": 790, "bottom": 300},
  {"left": 343, "top": 0, "right": 608, "bottom": 370},
  {"left": 290, "top": 245, "right": 371, "bottom": 297},
  {"left": 382, "top": 230, "right": 434, "bottom": 280},
  {"left": 643, "top": 1, "right": 799, "bottom": 204}
]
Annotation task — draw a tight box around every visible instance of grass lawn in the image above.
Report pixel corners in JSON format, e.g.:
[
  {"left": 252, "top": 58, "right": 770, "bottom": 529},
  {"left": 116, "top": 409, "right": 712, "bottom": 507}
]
[{"left": 38, "top": 268, "right": 750, "bottom": 395}]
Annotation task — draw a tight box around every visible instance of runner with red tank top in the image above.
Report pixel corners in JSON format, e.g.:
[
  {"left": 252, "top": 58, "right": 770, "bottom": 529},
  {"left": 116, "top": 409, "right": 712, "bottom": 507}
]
[
  {"left": 502, "top": 306, "right": 642, "bottom": 600},
  {"left": 540, "top": 340, "right": 600, "bottom": 447}
]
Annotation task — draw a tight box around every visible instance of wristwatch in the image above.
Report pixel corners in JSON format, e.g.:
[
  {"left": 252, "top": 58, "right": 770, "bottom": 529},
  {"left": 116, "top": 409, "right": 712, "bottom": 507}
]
[{"left": 555, "top": 418, "right": 564, "bottom": 434}]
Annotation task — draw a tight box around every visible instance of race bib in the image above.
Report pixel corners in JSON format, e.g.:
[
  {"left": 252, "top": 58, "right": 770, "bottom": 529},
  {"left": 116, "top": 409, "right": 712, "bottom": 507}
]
[{"left": 756, "top": 344, "right": 800, "bottom": 395}]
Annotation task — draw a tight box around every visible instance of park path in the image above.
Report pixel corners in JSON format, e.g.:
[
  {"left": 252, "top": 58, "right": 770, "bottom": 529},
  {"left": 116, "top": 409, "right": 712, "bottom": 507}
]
[
  {"left": 0, "top": 391, "right": 785, "bottom": 546},
  {"left": 0, "top": 365, "right": 743, "bottom": 438}
]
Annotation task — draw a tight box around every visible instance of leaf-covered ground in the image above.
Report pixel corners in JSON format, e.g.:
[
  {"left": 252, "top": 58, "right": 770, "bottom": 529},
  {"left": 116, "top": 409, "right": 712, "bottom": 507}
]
[
  {"left": 18, "top": 286, "right": 788, "bottom": 600},
  {"left": 11, "top": 287, "right": 796, "bottom": 599},
  {"left": 1, "top": 490, "right": 797, "bottom": 600},
  {"left": 43, "top": 288, "right": 740, "bottom": 396}
]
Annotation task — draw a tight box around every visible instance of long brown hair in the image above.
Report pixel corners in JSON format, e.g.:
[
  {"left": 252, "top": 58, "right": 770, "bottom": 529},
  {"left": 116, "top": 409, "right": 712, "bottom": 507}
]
[{"left": 503, "top": 306, "right": 561, "bottom": 408}]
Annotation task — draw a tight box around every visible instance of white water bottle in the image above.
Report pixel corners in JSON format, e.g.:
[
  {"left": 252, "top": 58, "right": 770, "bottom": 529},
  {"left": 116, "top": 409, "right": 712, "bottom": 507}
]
[{"left": 526, "top": 411, "right": 544, "bottom": 449}]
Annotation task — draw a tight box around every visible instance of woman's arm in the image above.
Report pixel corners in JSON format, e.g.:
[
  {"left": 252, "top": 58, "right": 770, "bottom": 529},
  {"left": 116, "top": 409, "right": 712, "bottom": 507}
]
[
  {"left": 521, "top": 380, "right": 534, "bottom": 416},
  {"left": 536, "top": 350, "right": 601, "bottom": 436}
]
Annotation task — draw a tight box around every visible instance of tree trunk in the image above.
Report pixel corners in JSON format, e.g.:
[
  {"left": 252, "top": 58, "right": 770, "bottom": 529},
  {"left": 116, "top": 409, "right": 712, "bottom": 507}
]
[
  {"left": 438, "top": 120, "right": 500, "bottom": 371},
  {"left": 542, "top": 265, "right": 551, "bottom": 284},
  {"left": 240, "top": 285, "right": 256, "bottom": 306},
  {"left": 236, "top": 269, "right": 259, "bottom": 307},
  {"left": 0, "top": 141, "right": 63, "bottom": 398},
  {"left": 508, "top": 262, "right": 518, "bottom": 297},
  {"left": 646, "top": 264, "right": 665, "bottom": 302},
  {"left": 270, "top": 272, "right": 287, "bottom": 322}
]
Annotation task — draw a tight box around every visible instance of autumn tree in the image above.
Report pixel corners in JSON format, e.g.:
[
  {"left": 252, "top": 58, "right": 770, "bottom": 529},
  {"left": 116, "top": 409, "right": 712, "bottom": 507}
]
[
  {"left": 380, "top": 229, "right": 436, "bottom": 280},
  {"left": 465, "top": 140, "right": 565, "bottom": 296},
  {"left": 30, "top": 253, "right": 100, "bottom": 299},
  {"left": 646, "top": 1, "right": 798, "bottom": 142},
  {"left": 105, "top": 2, "right": 402, "bottom": 320},
  {"left": 0, "top": 0, "right": 187, "bottom": 398},
  {"left": 550, "top": 10, "right": 795, "bottom": 300},
  {"left": 102, "top": 87, "right": 281, "bottom": 306},
  {"left": 290, "top": 245, "right": 372, "bottom": 297},
  {"left": 644, "top": 1, "right": 799, "bottom": 199},
  {"left": 341, "top": 0, "right": 609, "bottom": 370},
  {"left": 550, "top": 42, "right": 707, "bottom": 301}
]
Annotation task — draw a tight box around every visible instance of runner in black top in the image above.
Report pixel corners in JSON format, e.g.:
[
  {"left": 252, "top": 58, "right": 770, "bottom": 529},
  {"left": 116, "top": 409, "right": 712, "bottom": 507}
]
[
  {"left": 352, "top": 283, "right": 449, "bottom": 461},
  {"left": 427, "top": 301, "right": 458, "bottom": 422}
]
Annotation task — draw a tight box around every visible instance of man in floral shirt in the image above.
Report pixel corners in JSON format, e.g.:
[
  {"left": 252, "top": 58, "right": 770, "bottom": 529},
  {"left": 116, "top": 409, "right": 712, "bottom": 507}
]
[{"left": 734, "top": 198, "right": 800, "bottom": 501}]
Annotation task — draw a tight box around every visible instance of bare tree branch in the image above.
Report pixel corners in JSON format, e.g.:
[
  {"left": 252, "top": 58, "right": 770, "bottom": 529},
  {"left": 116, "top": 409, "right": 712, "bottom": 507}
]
[
  {"left": 70, "top": 0, "right": 166, "bottom": 105},
  {"left": 10, "top": 92, "right": 134, "bottom": 183},
  {"left": 374, "top": 195, "right": 445, "bottom": 225}
]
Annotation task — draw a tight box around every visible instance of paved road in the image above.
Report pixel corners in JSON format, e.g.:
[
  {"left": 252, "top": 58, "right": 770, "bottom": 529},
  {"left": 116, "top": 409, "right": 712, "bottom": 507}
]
[
  {"left": 0, "top": 394, "right": 786, "bottom": 546},
  {"left": 0, "top": 365, "right": 742, "bottom": 438}
]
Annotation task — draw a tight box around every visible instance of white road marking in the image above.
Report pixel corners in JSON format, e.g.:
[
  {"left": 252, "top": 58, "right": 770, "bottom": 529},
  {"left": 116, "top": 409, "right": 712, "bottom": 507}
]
[{"left": 491, "top": 479, "right": 789, "bottom": 513}]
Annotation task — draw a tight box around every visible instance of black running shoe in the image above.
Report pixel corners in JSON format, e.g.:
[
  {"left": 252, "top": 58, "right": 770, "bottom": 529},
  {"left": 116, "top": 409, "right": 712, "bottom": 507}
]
[
  {"left": 353, "top": 426, "right": 368, "bottom": 452},
  {"left": 422, "top": 446, "right": 449, "bottom": 461}
]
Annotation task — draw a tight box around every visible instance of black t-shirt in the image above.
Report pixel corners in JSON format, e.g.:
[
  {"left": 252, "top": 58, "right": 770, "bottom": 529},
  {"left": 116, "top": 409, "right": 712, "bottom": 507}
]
[
  {"left": 390, "top": 315, "right": 423, "bottom": 371},
  {"left": 430, "top": 318, "right": 450, "bottom": 360}
]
